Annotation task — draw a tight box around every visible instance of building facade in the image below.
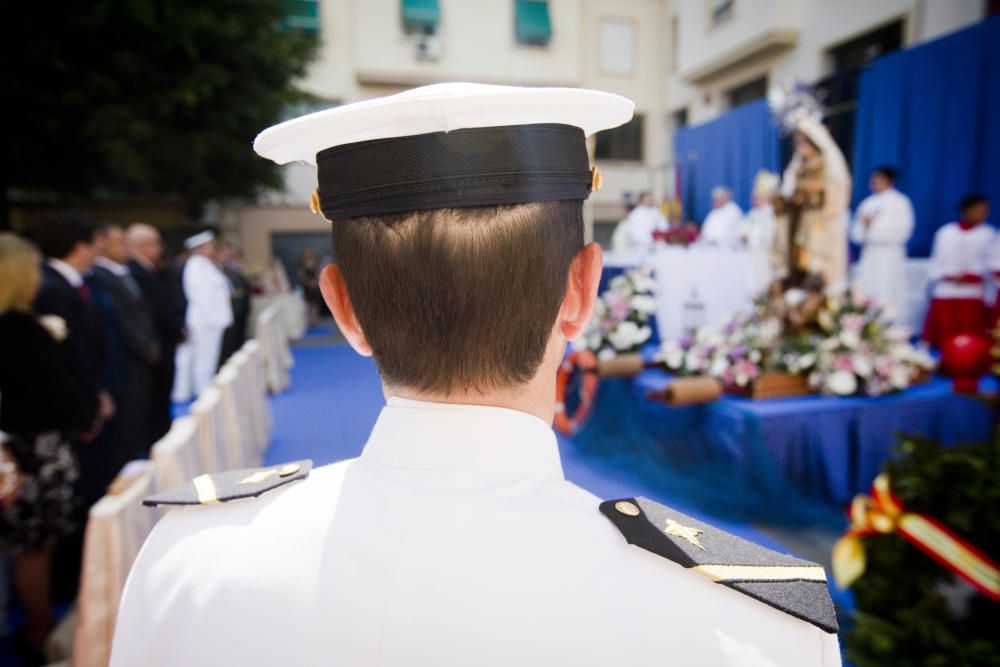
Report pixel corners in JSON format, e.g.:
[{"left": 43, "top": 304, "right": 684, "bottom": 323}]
[{"left": 236, "top": 0, "right": 986, "bottom": 268}]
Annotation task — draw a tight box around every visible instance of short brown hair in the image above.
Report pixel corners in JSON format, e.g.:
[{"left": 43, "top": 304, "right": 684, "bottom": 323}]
[{"left": 333, "top": 201, "right": 583, "bottom": 395}]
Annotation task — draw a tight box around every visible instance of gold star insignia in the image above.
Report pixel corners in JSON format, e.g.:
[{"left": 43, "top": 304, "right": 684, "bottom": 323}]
[{"left": 665, "top": 518, "right": 705, "bottom": 550}]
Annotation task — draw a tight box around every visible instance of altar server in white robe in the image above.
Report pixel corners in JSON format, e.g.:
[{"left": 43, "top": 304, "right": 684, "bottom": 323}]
[
  {"left": 742, "top": 171, "right": 780, "bottom": 290},
  {"left": 172, "top": 231, "right": 233, "bottom": 400},
  {"left": 611, "top": 191, "right": 668, "bottom": 252},
  {"left": 850, "top": 167, "right": 914, "bottom": 320},
  {"left": 111, "top": 84, "right": 840, "bottom": 667},
  {"left": 700, "top": 187, "right": 743, "bottom": 247},
  {"left": 922, "top": 194, "right": 993, "bottom": 347}
]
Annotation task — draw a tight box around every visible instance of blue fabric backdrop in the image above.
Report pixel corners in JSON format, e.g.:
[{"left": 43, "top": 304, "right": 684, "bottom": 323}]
[
  {"left": 852, "top": 17, "right": 1000, "bottom": 257},
  {"left": 674, "top": 98, "right": 781, "bottom": 224}
]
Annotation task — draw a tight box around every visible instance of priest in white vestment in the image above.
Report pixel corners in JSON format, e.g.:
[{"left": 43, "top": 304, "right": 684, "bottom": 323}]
[
  {"left": 742, "top": 172, "right": 780, "bottom": 291},
  {"left": 611, "top": 191, "right": 668, "bottom": 252},
  {"left": 172, "top": 231, "right": 234, "bottom": 401},
  {"left": 700, "top": 187, "right": 743, "bottom": 248},
  {"left": 850, "top": 167, "right": 915, "bottom": 320},
  {"left": 922, "top": 195, "right": 993, "bottom": 347}
]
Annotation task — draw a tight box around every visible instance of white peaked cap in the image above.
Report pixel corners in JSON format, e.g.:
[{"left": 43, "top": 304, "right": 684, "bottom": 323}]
[
  {"left": 184, "top": 230, "right": 215, "bottom": 250},
  {"left": 253, "top": 82, "right": 635, "bottom": 166}
]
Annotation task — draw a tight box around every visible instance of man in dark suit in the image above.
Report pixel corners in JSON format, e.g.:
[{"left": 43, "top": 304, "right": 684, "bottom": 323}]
[
  {"left": 127, "top": 223, "right": 186, "bottom": 442},
  {"left": 32, "top": 212, "right": 118, "bottom": 602},
  {"left": 92, "top": 224, "right": 161, "bottom": 461},
  {"left": 217, "top": 240, "right": 251, "bottom": 367}
]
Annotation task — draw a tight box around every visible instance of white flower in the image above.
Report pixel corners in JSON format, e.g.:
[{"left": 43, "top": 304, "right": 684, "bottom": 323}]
[
  {"left": 839, "top": 330, "right": 861, "bottom": 349},
  {"left": 608, "top": 321, "right": 639, "bottom": 350},
  {"left": 684, "top": 350, "right": 705, "bottom": 372},
  {"left": 663, "top": 345, "right": 684, "bottom": 369},
  {"left": 749, "top": 349, "right": 762, "bottom": 363},
  {"left": 38, "top": 315, "right": 68, "bottom": 342},
  {"left": 798, "top": 352, "right": 817, "bottom": 369},
  {"left": 827, "top": 370, "right": 858, "bottom": 396},
  {"left": 709, "top": 357, "right": 730, "bottom": 377},
  {"left": 889, "top": 366, "right": 911, "bottom": 389},
  {"left": 631, "top": 275, "right": 657, "bottom": 293},
  {"left": 609, "top": 276, "right": 628, "bottom": 291},
  {"left": 630, "top": 294, "right": 657, "bottom": 315},
  {"left": 852, "top": 355, "right": 874, "bottom": 378},
  {"left": 597, "top": 348, "right": 617, "bottom": 361}
]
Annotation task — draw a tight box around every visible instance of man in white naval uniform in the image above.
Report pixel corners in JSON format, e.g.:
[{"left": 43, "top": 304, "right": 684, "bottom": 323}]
[
  {"left": 111, "top": 84, "right": 840, "bottom": 667},
  {"left": 700, "top": 186, "right": 744, "bottom": 248},
  {"left": 172, "top": 231, "right": 233, "bottom": 401},
  {"left": 850, "top": 167, "right": 914, "bottom": 321}
]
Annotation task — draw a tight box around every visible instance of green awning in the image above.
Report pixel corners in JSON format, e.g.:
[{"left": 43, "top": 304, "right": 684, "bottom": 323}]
[
  {"left": 402, "top": 0, "right": 440, "bottom": 34},
  {"left": 283, "top": 0, "right": 320, "bottom": 34},
  {"left": 515, "top": 0, "right": 552, "bottom": 46}
]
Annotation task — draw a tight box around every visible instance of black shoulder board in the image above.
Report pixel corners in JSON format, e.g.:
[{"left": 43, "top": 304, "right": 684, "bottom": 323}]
[
  {"left": 144, "top": 460, "right": 313, "bottom": 507},
  {"left": 600, "top": 496, "right": 838, "bottom": 634}
]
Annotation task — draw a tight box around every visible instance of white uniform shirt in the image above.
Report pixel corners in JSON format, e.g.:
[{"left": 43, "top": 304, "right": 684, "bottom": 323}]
[
  {"left": 182, "top": 253, "right": 234, "bottom": 330},
  {"left": 927, "top": 222, "right": 995, "bottom": 299},
  {"left": 700, "top": 201, "right": 744, "bottom": 247},
  {"left": 610, "top": 204, "right": 668, "bottom": 252},
  {"left": 111, "top": 398, "right": 839, "bottom": 666},
  {"left": 849, "top": 188, "right": 915, "bottom": 317}
]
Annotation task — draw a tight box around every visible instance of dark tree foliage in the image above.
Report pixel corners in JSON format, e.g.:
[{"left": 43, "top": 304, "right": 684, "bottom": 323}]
[
  {"left": 3, "top": 0, "right": 316, "bottom": 210},
  {"left": 844, "top": 434, "right": 1000, "bottom": 667}
]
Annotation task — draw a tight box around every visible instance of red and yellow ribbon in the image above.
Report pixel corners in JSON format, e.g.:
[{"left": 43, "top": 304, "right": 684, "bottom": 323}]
[{"left": 833, "top": 473, "right": 1000, "bottom": 601}]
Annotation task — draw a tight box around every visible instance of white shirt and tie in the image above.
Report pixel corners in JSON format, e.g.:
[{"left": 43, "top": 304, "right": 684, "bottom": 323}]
[
  {"left": 700, "top": 201, "right": 744, "bottom": 248},
  {"left": 850, "top": 188, "right": 915, "bottom": 319},
  {"left": 111, "top": 397, "right": 840, "bottom": 666}
]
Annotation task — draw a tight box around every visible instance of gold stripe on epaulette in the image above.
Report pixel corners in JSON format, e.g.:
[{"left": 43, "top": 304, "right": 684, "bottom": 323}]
[
  {"left": 192, "top": 474, "right": 221, "bottom": 505},
  {"left": 692, "top": 564, "right": 827, "bottom": 582}
]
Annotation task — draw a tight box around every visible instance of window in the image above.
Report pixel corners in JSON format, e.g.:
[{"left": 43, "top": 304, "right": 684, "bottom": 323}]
[
  {"left": 595, "top": 115, "right": 644, "bottom": 162},
  {"left": 402, "top": 0, "right": 440, "bottom": 36},
  {"left": 711, "top": 0, "right": 734, "bottom": 26},
  {"left": 515, "top": 0, "right": 552, "bottom": 46},
  {"left": 672, "top": 108, "right": 689, "bottom": 130},
  {"left": 282, "top": 0, "right": 320, "bottom": 34},
  {"left": 726, "top": 76, "right": 767, "bottom": 108},
  {"left": 599, "top": 19, "right": 635, "bottom": 74},
  {"left": 829, "top": 20, "right": 902, "bottom": 71}
]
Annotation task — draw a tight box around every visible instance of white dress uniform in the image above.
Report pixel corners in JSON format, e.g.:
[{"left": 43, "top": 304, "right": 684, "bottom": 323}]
[
  {"left": 700, "top": 201, "right": 744, "bottom": 247},
  {"left": 176, "top": 252, "right": 233, "bottom": 399},
  {"left": 112, "top": 83, "right": 840, "bottom": 666},
  {"left": 111, "top": 398, "right": 840, "bottom": 666},
  {"left": 610, "top": 204, "right": 668, "bottom": 252},
  {"left": 850, "top": 188, "right": 915, "bottom": 319}
]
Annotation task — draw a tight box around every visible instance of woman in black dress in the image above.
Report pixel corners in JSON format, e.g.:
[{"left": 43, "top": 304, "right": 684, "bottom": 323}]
[{"left": 0, "top": 233, "right": 100, "bottom": 662}]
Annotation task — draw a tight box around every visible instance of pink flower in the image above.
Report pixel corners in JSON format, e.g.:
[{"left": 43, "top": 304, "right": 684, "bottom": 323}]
[
  {"left": 841, "top": 314, "right": 866, "bottom": 332},
  {"left": 833, "top": 355, "right": 854, "bottom": 372}
]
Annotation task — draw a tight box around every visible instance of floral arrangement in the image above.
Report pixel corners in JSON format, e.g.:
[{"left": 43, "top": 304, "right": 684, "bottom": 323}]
[
  {"left": 658, "top": 291, "right": 935, "bottom": 397},
  {"left": 579, "top": 267, "right": 657, "bottom": 360}
]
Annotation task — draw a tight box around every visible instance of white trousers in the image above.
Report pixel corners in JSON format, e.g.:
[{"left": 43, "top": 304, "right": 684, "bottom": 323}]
[{"left": 171, "top": 327, "right": 225, "bottom": 402}]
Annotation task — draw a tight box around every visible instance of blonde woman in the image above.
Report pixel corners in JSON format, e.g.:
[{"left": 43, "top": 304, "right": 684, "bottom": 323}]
[{"left": 0, "top": 233, "right": 99, "bottom": 663}]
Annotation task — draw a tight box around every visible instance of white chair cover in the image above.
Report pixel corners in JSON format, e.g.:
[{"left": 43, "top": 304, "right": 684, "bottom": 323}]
[
  {"left": 240, "top": 341, "right": 272, "bottom": 452},
  {"left": 256, "top": 305, "right": 291, "bottom": 394},
  {"left": 149, "top": 415, "right": 200, "bottom": 493},
  {"left": 215, "top": 364, "right": 256, "bottom": 469},
  {"left": 73, "top": 461, "right": 158, "bottom": 667},
  {"left": 190, "top": 386, "right": 230, "bottom": 473}
]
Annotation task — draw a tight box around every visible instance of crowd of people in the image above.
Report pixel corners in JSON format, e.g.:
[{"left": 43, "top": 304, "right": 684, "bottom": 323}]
[
  {"left": 0, "top": 215, "right": 251, "bottom": 664},
  {"left": 612, "top": 133, "right": 995, "bottom": 346}
]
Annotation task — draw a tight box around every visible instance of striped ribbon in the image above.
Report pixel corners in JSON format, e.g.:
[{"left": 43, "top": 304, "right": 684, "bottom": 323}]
[{"left": 832, "top": 473, "right": 999, "bottom": 601}]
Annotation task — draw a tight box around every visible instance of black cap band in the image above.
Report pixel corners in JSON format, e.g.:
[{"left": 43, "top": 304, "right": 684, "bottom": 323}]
[{"left": 316, "top": 123, "right": 592, "bottom": 221}]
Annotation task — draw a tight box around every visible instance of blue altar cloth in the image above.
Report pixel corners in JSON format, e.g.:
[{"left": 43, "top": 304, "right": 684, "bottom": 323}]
[{"left": 631, "top": 371, "right": 992, "bottom": 507}]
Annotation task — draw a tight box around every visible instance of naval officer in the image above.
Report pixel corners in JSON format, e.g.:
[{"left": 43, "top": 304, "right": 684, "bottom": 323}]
[{"left": 111, "top": 83, "right": 841, "bottom": 666}]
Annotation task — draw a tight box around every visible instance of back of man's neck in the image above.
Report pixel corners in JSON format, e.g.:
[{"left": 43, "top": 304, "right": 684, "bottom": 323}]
[{"left": 387, "top": 384, "right": 555, "bottom": 424}]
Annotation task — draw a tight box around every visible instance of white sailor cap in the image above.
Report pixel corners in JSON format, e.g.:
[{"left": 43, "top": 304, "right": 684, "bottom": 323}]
[
  {"left": 253, "top": 82, "right": 634, "bottom": 221},
  {"left": 183, "top": 230, "right": 215, "bottom": 250}
]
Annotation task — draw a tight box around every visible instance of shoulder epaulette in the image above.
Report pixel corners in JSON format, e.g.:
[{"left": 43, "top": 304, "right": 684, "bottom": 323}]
[
  {"left": 601, "top": 496, "right": 838, "bottom": 634},
  {"left": 144, "top": 460, "right": 313, "bottom": 507}
]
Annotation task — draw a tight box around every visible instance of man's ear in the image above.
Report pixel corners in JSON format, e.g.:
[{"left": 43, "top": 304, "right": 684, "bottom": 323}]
[
  {"left": 558, "top": 242, "right": 603, "bottom": 340},
  {"left": 319, "top": 264, "right": 372, "bottom": 356}
]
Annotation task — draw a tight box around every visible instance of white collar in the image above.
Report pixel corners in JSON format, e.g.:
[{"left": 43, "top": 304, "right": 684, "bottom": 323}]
[
  {"left": 46, "top": 258, "right": 83, "bottom": 288},
  {"left": 361, "top": 397, "right": 563, "bottom": 479},
  {"left": 95, "top": 256, "right": 130, "bottom": 277}
]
